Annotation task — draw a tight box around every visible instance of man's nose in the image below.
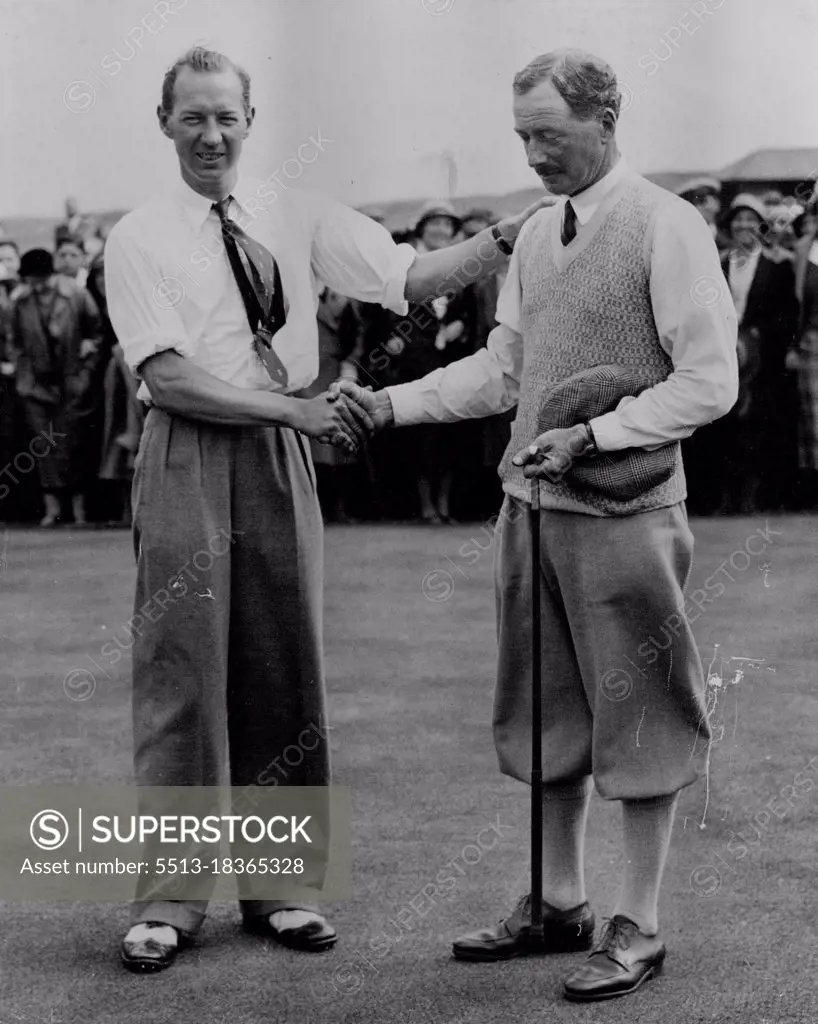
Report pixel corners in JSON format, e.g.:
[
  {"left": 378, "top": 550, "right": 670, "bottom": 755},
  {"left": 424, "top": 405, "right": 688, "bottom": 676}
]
[
  {"left": 526, "top": 143, "right": 547, "bottom": 167},
  {"left": 201, "top": 120, "right": 222, "bottom": 145}
]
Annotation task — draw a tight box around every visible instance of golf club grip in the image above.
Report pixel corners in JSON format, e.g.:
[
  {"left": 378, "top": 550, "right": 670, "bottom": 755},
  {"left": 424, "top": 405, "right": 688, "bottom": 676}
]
[{"left": 529, "top": 486, "right": 544, "bottom": 934}]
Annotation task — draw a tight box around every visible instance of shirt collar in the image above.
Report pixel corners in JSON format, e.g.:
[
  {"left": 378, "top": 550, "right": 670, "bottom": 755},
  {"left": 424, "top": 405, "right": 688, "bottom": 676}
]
[
  {"left": 175, "top": 172, "right": 256, "bottom": 232},
  {"left": 567, "top": 157, "right": 628, "bottom": 225}
]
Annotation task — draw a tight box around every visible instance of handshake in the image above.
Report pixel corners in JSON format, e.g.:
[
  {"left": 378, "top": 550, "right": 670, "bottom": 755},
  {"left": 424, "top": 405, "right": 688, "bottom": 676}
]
[
  {"left": 293, "top": 379, "right": 596, "bottom": 482},
  {"left": 294, "top": 379, "right": 394, "bottom": 455}
]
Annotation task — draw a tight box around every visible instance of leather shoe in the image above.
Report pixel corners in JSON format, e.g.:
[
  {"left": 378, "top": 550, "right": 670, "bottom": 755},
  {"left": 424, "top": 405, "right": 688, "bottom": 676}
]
[
  {"left": 120, "top": 925, "right": 181, "bottom": 973},
  {"left": 452, "top": 894, "right": 595, "bottom": 962},
  {"left": 563, "top": 915, "right": 665, "bottom": 1001},
  {"left": 246, "top": 913, "right": 338, "bottom": 952}
]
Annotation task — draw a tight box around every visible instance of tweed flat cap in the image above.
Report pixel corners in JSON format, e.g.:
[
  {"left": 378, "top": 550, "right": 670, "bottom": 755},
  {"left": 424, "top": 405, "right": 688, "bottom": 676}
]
[{"left": 535, "top": 364, "right": 678, "bottom": 501}]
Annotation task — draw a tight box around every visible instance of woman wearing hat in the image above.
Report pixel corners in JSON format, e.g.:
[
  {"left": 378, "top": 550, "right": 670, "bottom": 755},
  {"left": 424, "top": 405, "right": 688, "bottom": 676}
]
[
  {"left": 6, "top": 248, "right": 102, "bottom": 526},
  {"left": 676, "top": 176, "right": 723, "bottom": 242},
  {"left": 687, "top": 194, "right": 799, "bottom": 513},
  {"left": 387, "top": 201, "right": 473, "bottom": 522},
  {"left": 790, "top": 203, "right": 818, "bottom": 507}
]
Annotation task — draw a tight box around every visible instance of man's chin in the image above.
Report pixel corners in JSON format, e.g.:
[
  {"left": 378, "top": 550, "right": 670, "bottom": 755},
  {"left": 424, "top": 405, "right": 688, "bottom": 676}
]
[
  {"left": 181, "top": 158, "right": 236, "bottom": 192},
  {"left": 192, "top": 161, "right": 229, "bottom": 177},
  {"left": 537, "top": 174, "right": 568, "bottom": 195}
]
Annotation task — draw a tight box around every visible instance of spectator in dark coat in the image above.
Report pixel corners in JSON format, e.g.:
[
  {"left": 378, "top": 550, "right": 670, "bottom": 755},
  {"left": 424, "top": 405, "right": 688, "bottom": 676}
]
[
  {"left": 387, "top": 201, "right": 471, "bottom": 522},
  {"left": 6, "top": 249, "right": 102, "bottom": 526},
  {"left": 0, "top": 237, "right": 35, "bottom": 522},
  {"left": 686, "top": 195, "right": 800, "bottom": 513},
  {"left": 791, "top": 203, "right": 818, "bottom": 507},
  {"left": 454, "top": 207, "right": 513, "bottom": 517},
  {"left": 87, "top": 249, "right": 144, "bottom": 524}
]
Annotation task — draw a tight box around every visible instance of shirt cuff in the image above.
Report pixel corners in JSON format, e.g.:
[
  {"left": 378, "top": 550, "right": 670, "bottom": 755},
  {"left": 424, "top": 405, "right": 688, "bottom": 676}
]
[
  {"left": 384, "top": 382, "right": 426, "bottom": 427},
  {"left": 123, "top": 334, "right": 197, "bottom": 377},
  {"left": 380, "top": 243, "right": 417, "bottom": 316},
  {"left": 588, "top": 411, "right": 629, "bottom": 452}
]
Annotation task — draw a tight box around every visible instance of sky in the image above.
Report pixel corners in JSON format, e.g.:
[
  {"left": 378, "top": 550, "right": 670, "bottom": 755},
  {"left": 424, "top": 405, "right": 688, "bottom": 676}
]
[{"left": 1, "top": 0, "right": 817, "bottom": 218}]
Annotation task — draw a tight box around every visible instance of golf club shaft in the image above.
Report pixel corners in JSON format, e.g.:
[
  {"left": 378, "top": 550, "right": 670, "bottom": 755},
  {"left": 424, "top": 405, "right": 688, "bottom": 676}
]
[{"left": 529, "top": 479, "right": 543, "bottom": 937}]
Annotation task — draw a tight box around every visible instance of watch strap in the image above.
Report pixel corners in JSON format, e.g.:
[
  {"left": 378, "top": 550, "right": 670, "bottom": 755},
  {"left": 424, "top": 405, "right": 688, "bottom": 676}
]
[
  {"left": 491, "top": 224, "right": 514, "bottom": 256},
  {"left": 582, "top": 421, "right": 600, "bottom": 458}
]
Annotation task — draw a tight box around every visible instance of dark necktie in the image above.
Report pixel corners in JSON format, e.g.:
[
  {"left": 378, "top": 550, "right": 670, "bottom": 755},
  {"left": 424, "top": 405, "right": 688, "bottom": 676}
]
[
  {"left": 212, "top": 196, "right": 288, "bottom": 388},
  {"left": 561, "top": 199, "right": 578, "bottom": 246}
]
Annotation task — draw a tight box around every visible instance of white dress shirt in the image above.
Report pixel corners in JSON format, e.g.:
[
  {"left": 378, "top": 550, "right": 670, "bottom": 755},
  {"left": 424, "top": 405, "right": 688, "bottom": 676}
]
[
  {"left": 104, "top": 174, "right": 416, "bottom": 400},
  {"left": 387, "top": 158, "right": 738, "bottom": 453}
]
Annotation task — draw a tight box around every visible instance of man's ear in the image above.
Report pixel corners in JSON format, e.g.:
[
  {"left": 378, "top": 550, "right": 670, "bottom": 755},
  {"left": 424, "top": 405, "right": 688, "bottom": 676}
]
[
  {"left": 243, "top": 105, "right": 256, "bottom": 138},
  {"left": 157, "top": 105, "right": 173, "bottom": 139},
  {"left": 600, "top": 107, "right": 618, "bottom": 141}
]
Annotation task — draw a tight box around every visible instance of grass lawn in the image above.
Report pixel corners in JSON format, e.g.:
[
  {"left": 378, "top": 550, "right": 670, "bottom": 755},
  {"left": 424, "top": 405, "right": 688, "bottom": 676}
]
[{"left": 0, "top": 513, "right": 816, "bottom": 1023}]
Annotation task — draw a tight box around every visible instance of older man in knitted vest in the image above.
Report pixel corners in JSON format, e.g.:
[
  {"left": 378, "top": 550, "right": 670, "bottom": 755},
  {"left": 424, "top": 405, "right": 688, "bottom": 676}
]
[{"left": 333, "top": 49, "right": 737, "bottom": 1002}]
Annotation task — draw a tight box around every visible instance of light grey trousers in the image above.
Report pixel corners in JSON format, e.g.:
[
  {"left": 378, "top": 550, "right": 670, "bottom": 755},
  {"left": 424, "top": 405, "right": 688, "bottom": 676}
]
[
  {"left": 128, "top": 408, "right": 329, "bottom": 935},
  {"left": 493, "top": 497, "right": 710, "bottom": 801}
]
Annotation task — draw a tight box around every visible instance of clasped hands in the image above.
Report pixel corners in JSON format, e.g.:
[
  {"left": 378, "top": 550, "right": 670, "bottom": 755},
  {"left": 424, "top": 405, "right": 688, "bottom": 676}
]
[{"left": 297, "top": 379, "right": 391, "bottom": 455}]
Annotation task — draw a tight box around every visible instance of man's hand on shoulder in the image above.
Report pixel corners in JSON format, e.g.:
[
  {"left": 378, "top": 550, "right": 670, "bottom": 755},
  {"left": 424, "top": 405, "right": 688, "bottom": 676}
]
[{"left": 494, "top": 195, "right": 560, "bottom": 249}]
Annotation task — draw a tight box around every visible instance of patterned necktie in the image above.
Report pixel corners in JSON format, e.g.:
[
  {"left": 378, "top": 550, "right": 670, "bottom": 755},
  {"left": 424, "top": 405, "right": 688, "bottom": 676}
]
[
  {"left": 561, "top": 199, "right": 578, "bottom": 246},
  {"left": 212, "top": 196, "right": 288, "bottom": 388}
]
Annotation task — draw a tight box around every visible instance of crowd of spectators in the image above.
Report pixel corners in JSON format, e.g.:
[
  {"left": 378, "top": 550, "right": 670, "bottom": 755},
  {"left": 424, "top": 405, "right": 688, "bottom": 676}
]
[
  {"left": 0, "top": 201, "right": 142, "bottom": 526},
  {"left": 679, "top": 178, "right": 818, "bottom": 514},
  {"left": 1, "top": 179, "right": 817, "bottom": 527}
]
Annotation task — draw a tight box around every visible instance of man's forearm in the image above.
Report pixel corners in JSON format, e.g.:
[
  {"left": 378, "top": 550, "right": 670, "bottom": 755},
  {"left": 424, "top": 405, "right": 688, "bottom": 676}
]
[
  {"left": 141, "top": 352, "right": 300, "bottom": 428},
  {"left": 406, "top": 227, "right": 508, "bottom": 304},
  {"left": 379, "top": 335, "right": 521, "bottom": 428},
  {"left": 404, "top": 195, "right": 556, "bottom": 303}
]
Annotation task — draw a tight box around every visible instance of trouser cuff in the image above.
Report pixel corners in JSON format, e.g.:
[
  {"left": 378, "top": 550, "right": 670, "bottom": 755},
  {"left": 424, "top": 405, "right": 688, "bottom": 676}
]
[
  {"left": 241, "top": 899, "right": 321, "bottom": 921},
  {"left": 129, "top": 900, "right": 205, "bottom": 938},
  {"left": 540, "top": 777, "right": 593, "bottom": 801},
  {"left": 620, "top": 792, "right": 680, "bottom": 808}
]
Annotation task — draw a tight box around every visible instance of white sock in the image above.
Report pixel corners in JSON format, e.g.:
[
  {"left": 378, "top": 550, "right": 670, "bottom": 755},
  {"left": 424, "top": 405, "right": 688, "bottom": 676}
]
[
  {"left": 614, "top": 793, "right": 679, "bottom": 936},
  {"left": 270, "top": 910, "right": 322, "bottom": 932},
  {"left": 125, "top": 923, "right": 178, "bottom": 946},
  {"left": 540, "top": 781, "right": 592, "bottom": 911}
]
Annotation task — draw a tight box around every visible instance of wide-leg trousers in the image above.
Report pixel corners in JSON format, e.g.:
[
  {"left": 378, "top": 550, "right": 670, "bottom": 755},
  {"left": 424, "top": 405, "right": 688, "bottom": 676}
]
[
  {"left": 128, "top": 408, "right": 329, "bottom": 936},
  {"left": 493, "top": 497, "right": 710, "bottom": 800}
]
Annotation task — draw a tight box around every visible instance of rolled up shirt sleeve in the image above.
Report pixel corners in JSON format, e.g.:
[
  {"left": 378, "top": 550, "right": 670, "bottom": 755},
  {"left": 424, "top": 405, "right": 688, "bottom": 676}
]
[
  {"left": 589, "top": 199, "right": 739, "bottom": 452},
  {"left": 386, "top": 243, "right": 525, "bottom": 426},
  {"left": 307, "top": 192, "right": 417, "bottom": 315},
  {"left": 104, "top": 221, "right": 197, "bottom": 376}
]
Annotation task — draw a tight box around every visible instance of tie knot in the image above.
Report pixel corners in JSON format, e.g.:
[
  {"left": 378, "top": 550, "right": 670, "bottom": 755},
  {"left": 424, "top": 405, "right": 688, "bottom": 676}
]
[{"left": 212, "top": 197, "right": 233, "bottom": 222}]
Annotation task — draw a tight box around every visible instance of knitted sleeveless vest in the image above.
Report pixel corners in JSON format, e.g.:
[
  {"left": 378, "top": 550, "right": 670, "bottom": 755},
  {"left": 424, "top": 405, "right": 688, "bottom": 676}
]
[{"left": 498, "top": 172, "right": 687, "bottom": 516}]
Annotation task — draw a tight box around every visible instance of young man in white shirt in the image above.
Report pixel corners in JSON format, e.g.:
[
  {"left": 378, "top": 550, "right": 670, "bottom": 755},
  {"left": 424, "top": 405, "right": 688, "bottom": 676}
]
[{"left": 105, "top": 45, "right": 547, "bottom": 973}]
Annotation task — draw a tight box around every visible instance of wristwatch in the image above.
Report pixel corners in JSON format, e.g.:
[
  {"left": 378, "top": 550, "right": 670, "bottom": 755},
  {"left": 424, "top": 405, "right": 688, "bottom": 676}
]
[
  {"left": 490, "top": 223, "right": 514, "bottom": 256},
  {"left": 579, "top": 422, "right": 600, "bottom": 458}
]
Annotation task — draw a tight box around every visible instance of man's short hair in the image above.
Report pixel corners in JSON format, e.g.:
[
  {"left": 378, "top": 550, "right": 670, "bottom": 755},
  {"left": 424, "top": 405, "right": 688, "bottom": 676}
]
[
  {"left": 161, "top": 46, "right": 252, "bottom": 116},
  {"left": 513, "top": 49, "right": 621, "bottom": 121}
]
